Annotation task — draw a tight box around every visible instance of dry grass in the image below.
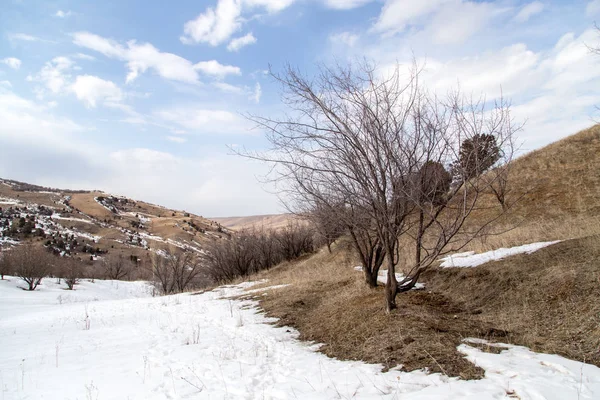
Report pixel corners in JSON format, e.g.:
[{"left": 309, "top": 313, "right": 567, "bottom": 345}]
[
  {"left": 247, "top": 125, "right": 600, "bottom": 378},
  {"left": 252, "top": 233, "right": 600, "bottom": 378}
]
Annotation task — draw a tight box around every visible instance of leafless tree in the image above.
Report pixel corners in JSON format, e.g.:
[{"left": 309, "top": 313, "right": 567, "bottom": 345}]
[
  {"left": 9, "top": 243, "right": 55, "bottom": 291},
  {"left": 151, "top": 248, "right": 203, "bottom": 294},
  {"left": 273, "top": 222, "right": 314, "bottom": 261},
  {"left": 102, "top": 254, "right": 132, "bottom": 280},
  {"left": 60, "top": 258, "right": 81, "bottom": 290},
  {"left": 0, "top": 248, "right": 10, "bottom": 280},
  {"left": 243, "top": 61, "right": 518, "bottom": 312},
  {"left": 307, "top": 201, "right": 346, "bottom": 253},
  {"left": 203, "top": 234, "right": 257, "bottom": 283}
]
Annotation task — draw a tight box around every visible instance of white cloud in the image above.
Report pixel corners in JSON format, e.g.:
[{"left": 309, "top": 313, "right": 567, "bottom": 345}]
[
  {"left": 55, "top": 10, "right": 72, "bottom": 18},
  {"left": 227, "top": 32, "right": 257, "bottom": 51},
  {"left": 73, "top": 53, "right": 95, "bottom": 61},
  {"left": 8, "top": 33, "right": 55, "bottom": 43},
  {"left": 251, "top": 82, "right": 262, "bottom": 103},
  {"left": 193, "top": 60, "right": 241, "bottom": 78},
  {"left": 372, "top": 0, "right": 500, "bottom": 44},
  {"left": 0, "top": 81, "right": 12, "bottom": 88},
  {"left": 73, "top": 31, "right": 241, "bottom": 84},
  {"left": 213, "top": 81, "right": 245, "bottom": 93},
  {"left": 69, "top": 75, "right": 123, "bottom": 108},
  {"left": 514, "top": 1, "right": 544, "bottom": 23},
  {"left": 244, "top": 0, "right": 294, "bottom": 12},
  {"left": 155, "top": 106, "right": 250, "bottom": 134},
  {"left": 166, "top": 136, "right": 188, "bottom": 143},
  {"left": 428, "top": 1, "right": 497, "bottom": 44},
  {"left": 0, "top": 87, "right": 278, "bottom": 216},
  {"left": 323, "top": 0, "right": 373, "bottom": 10},
  {"left": 1, "top": 57, "right": 21, "bottom": 70},
  {"left": 181, "top": 0, "right": 294, "bottom": 46},
  {"left": 586, "top": 0, "right": 600, "bottom": 16},
  {"left": 181, "top": 0, "right": 242, "bottom": 46},
  {"left": 372, "top": 0, "right": 446, "bottom": 35},
  {"left": 28, "top": 56, "right": 75, "bottom": 95},
  {"left": 329, "top": 32, "right": 359, "bottom": 47},
  {"left": 405, "top": 28, "right": 600, "bottom": 149}
]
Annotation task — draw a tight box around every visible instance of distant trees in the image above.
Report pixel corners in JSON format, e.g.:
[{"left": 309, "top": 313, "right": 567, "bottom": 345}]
[
  {"left": 203, "top": 223, "right": 315, "bottom": 284},
  {"left": 245, "top": 61, "right": 517, "bottom": 312}
]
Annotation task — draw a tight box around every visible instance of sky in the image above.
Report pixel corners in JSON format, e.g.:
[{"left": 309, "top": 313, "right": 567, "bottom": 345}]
[{"left": 0, "top": 0, "right": 599, "bottom": 217}]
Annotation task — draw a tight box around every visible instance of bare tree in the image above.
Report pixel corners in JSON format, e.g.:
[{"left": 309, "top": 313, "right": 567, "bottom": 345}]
[
  {"left": 9, "top": 244, "right": 55, "bottom": 291},
  {"left": 61, "top": 258, "right": 81, "bottom": 290},
  {"left": 151, "top": 248, "right": 203, "bottom": 294},
  {"left": 0, "top": 248, "right": 10, "bottom": 280},
  {"left": 307, "top": 201, "right": 346, "bottom": 253},
  {"left": 273, "top": 222, "right": 314, "bottom": 261},
  {"left": 244, "top": 61, "right": 517, "bottom": 312},
  {"left": 102, "top": 254, "right": 132, "bottom": 280}
]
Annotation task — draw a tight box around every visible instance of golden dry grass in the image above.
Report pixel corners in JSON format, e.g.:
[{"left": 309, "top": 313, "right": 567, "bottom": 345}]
[{"left": 245, "top": 125, "right": 600, "bottom": 378}]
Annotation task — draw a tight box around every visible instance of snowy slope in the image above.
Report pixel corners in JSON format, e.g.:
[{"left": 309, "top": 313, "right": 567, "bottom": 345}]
[
  {"left": 1, "top": 276, "right": 599, "bottom": 399},
  {"left": 439, "top": 240, "right": 562, "bottom": 268}
]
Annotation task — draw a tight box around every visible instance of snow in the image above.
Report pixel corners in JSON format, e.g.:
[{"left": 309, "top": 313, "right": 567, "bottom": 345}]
[
  {"left": 1, "top": 278, "right": 599, "bottom": 399},
  {"left": 353, "top": 266, "right": 425, "bottom": 289},
  {"left": 439, "top": 240, "right": 562, "bottom": 268},
  {"left": 0, "top": 197, "right": 21, "bottom": 205},
  {"left": 50, "top": 213, "right": 94, "bottom": 225}
]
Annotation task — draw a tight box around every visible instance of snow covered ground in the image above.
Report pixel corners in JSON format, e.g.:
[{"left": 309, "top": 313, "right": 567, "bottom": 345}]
[
  {"left": 439, "top": 240, "right": 562, "bottom": 268},
  {"left": 353, "top": 266, "right": 425, "bottom": 289},
  {"left": 1, "top": 275, "right": 599, "bottom": 399}
]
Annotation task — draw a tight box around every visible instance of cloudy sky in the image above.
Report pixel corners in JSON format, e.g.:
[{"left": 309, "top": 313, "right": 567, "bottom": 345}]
[{"left": 1, "top": 0, "right": 599, "bottom": 217}]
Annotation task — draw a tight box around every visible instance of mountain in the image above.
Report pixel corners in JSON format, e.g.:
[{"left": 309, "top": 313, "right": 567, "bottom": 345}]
[{"left": 0, "top": 178, "right": 230, "bottom": 266}]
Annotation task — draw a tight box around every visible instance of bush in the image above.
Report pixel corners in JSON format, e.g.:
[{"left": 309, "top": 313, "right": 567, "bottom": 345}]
[
  {"left": 204, "top": 223, "right": 315, "bottom": 284},
  {"left": 8, "top": 243, "right": 55, "bottom": 290},
  {"left": 151, "top": 248, "right": 203, "bottom": 294},
  {"left": 101, "top": 254, "right": 132, "bottom": 280}
]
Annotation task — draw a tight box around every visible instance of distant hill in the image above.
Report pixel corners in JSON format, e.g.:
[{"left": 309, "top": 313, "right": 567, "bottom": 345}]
[
  {"left": 0, "top": 178, "right": 231, "bottom": 266},
  {"left": 212, "top": 213, "right": 301, "bottom": 231}
]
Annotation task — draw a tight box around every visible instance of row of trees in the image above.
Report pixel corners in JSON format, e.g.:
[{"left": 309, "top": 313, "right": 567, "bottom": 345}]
[
  {"left": 0, "top": 244, "right": 150, "bottom": 290},
  {"left": 0, "top": 220, "right": 317, "bottom": 294},
  {"left": 203, "top": 223, "right": 316, "bottom": 283},
  {"left": 245, "top": 62, "right": 517, "bottom": 312}
]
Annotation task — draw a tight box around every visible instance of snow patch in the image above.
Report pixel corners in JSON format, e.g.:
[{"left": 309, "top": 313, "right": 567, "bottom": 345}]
[{"left": 439, "top": 240, "right": 562, "bottom": 268}]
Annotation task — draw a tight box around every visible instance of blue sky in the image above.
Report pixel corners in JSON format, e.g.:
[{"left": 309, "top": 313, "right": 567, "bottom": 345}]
[{"left": 1, "top": 0, "right": 599, "bottom": 216}]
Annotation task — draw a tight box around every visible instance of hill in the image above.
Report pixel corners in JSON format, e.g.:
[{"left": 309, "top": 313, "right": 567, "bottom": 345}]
[
  {"left": 212, "top": 213, "right": 299, "bottom": 231},
  {"left": 240, "top": 124, "right": 600, "bottom": 378},
  {"left": 504, "top": 124, "right": 600, "bottom": 219},
  {"left": 0, "top": 178, "right": 231, "bottom": 278}
]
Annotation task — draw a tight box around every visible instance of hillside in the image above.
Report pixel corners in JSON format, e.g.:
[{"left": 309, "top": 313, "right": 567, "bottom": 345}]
[
  {"left": 504, "top": 124, "right": 600, "bottom": 219},
  {"left": 212, "top": 213, "right": 299, "bottom": 231},
  {"left": 0, "top": 178, "right": 230, "bottom": 277},
  {"left": 241, "top": 124, "right": 600, "bottom": 378}
]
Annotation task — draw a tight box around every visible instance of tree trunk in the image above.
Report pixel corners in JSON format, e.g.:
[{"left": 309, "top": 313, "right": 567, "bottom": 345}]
[
  {"left": 385, "top": 250, "right": 398, "bottom": 312},
  {"left": 363, "top": 267, "right": 378, "bottom": 287}
]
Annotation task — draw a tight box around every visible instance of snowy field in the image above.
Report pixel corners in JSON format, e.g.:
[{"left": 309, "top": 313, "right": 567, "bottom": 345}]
[{"left": 1, "top": 275, "right": 599, "bottom": 399}]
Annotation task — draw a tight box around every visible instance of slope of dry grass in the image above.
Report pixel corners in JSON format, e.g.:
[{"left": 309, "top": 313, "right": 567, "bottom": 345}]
[{"left": 246, "top": 125, "right": 600, "bottom": 378}]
